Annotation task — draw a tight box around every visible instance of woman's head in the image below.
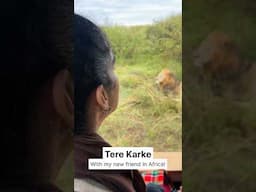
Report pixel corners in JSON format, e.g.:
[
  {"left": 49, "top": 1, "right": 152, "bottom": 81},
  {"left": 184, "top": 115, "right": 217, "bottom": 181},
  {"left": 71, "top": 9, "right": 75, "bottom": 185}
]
[
  {"left": 0, "top": 0, "right": 74, "bottom": 181},
  {"left": 74, "top": 15, "right": 119, "bottom": 135}
]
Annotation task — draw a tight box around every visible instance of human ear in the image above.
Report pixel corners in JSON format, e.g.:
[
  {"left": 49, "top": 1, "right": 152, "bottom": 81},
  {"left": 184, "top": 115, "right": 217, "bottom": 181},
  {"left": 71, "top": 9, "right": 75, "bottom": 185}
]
[
  {"left": 95, "top": 85, "right": 110, "bottom": 111},
  {"left": 52, "top": 69, "right": 74, "bottom": 129}
]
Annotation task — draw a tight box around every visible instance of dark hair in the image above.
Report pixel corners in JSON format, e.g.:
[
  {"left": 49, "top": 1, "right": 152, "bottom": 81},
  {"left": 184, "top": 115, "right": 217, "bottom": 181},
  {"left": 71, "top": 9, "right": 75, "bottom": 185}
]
[
  {"left": 0, "top": 0, "right": 72, "bottom": 179},
  {"left": 164, "top": 171, "right": 173, "bottom": 186},
  {"left": 74, "top": 14, "right": 115, "bottom": 134}
]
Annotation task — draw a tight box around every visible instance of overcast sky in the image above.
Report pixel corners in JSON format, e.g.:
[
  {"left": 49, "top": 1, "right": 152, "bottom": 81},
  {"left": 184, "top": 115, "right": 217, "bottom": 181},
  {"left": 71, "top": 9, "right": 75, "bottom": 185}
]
[{"left": 75, "top": 0, "right": 182, "bottom": 26}]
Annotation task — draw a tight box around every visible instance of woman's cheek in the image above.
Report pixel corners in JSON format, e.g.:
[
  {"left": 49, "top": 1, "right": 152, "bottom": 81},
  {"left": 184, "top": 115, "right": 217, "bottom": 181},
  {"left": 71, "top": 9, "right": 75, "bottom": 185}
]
[{"left": 112, "top": 77, "right": 119, "bottom": 111}]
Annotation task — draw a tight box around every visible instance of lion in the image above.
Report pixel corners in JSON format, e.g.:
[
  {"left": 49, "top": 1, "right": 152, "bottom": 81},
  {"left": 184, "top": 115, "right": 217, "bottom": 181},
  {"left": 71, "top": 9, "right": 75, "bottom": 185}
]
[
  {"left": 193, "top": 31, "right": 256, "bottom": 101},
  {"left": 155, "top": 68, "right": 181, "bottom": 96},
  {"left": 193, "top": 31, "right": 242, "bottom": 80}
]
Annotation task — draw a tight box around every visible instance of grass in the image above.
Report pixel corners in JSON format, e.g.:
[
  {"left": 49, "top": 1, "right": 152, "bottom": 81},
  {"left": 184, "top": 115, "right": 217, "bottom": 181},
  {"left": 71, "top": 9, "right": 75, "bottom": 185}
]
[
  {"left": 183, "top": 1, "right": 256, "bottom": 190},
  {"left": 99, "top": 16, "right": 182, "bottom": 152},
  {"left": 99, "top": 58, "right": 182, "bottom": 151}
]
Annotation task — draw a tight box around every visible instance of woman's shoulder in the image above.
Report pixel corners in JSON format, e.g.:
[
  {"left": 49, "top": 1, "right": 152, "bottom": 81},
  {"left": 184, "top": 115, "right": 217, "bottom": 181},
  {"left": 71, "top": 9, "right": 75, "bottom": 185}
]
[{"left": 74, "top": 178, "right": 112, "bottom": 192}]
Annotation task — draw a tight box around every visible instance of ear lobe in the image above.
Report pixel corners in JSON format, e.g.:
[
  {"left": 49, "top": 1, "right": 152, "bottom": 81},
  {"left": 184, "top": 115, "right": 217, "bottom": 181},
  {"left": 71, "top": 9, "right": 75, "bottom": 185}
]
[
  {"left": 95, "top": 85, "right": 109, "bottom": 110},
  {"left": 52, "top": 69, "right": 74, "bottom": 129}
]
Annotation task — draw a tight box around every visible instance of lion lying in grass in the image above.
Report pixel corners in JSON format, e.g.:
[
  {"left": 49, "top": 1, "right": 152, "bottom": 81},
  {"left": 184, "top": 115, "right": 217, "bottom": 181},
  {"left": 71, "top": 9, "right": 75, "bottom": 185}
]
[
  {"left": 155, "top": 68, "right": 182, "bottom": 96},
  {"left": 193, "top": 31, "right": 256, "bottom": 101}
]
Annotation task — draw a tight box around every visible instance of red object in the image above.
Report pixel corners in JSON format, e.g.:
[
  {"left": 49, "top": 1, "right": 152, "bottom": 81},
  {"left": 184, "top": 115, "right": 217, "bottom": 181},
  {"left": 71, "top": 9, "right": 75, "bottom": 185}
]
[
  {"left": 162, "top": 184, "right": 172, "bottom": 192},
  {"left": 141, "top": 170, "right": 164, "bottom": 185}
]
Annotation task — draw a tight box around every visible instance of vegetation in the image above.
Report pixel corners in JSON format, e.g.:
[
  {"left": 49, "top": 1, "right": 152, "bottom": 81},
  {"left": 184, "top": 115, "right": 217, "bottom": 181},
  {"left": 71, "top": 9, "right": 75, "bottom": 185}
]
[
  {"left": 99, "top": 15, "right": 182, "bottom": 152},
  {"left": 183, "top": 1, "right": 256, "bottom": 191}
]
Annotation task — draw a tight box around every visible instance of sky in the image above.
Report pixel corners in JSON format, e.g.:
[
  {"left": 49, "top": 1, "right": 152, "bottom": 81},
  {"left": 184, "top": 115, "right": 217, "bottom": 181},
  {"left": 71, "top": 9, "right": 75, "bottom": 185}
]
[{"left": 75, "top": 0, "right": 182, "bottom": 26}]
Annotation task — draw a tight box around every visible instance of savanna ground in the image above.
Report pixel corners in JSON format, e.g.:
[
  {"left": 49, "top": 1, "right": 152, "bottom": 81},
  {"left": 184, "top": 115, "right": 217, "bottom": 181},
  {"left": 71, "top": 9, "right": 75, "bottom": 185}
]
[
  {"left": 183, "top": 0, "right": 256, "bottom": 191},
  {"left": 100, "top": 15, "right": 182, "bottom": 152},
  {"left": 56, "top": 15, "right": 182, "bottom": 191}
]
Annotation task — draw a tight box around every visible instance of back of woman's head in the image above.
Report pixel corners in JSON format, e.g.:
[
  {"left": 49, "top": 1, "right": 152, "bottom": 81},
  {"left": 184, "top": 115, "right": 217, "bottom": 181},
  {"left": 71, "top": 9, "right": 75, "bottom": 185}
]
[
  {"left": 0, "top": 0, "right": 72, "bottom": 177},
  {"left": 74, "top": 14, "right": 115, "bottom": 134}
]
